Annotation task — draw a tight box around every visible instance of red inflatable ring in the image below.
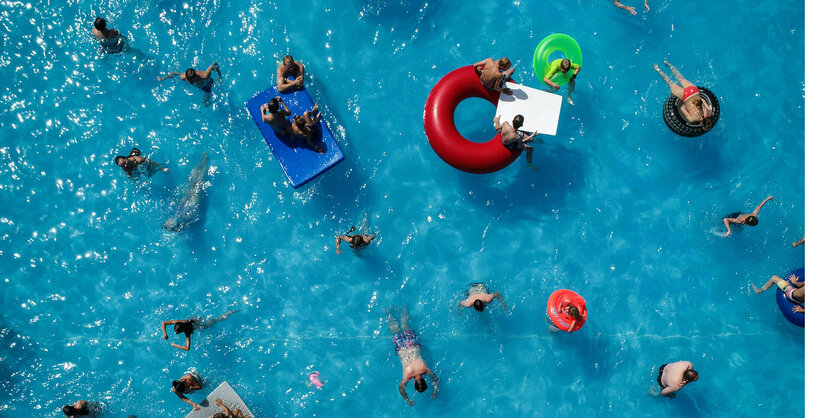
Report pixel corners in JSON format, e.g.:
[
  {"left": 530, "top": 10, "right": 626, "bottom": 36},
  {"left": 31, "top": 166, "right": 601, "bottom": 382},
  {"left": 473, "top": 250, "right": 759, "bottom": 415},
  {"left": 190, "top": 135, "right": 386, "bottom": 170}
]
[
  {"left": 547, "top": 289, "right": 587, "bottom": 332},
  {"left": 424, "top": 66, "right": 521, "bottom": 173}
]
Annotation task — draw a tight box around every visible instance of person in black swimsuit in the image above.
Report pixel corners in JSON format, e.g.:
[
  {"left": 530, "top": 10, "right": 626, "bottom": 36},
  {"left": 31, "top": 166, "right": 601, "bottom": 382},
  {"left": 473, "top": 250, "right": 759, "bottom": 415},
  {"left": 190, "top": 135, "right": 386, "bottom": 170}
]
[
  {"left": 92, "top": 17, "right": 124, "bottom": 53},
  {"left": 172, "top": 373, "right": 203, "bottom": 411},
  {"left": 114, "top": 148, "right": 167, "bottom": 178},
  {"left": 494, "top": 114, "right": 538, "bottom": 169},
  {"left": 291, "top": 103, "right": 325, "bottom": 153}
]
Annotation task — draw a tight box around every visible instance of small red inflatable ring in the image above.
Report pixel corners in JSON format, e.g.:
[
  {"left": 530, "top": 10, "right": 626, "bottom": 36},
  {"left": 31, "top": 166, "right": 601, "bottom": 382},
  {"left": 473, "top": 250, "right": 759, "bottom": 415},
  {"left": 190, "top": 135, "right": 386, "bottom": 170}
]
[
  {"left": 424, "top": 66, "right": 521, "bottom": 173},
  {"left": 547, "top": 289, "right": 587, "bottom": 332}
]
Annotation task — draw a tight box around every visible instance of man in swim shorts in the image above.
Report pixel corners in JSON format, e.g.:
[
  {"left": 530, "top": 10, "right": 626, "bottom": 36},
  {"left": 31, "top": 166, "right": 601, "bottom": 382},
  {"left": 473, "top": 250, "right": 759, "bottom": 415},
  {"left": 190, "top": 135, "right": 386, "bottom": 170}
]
[
  {"left": 494, "top": 114, "right": 538, "bottom": 169},
  {"left": 543, "top": 58, "right": 581, "bottom": 105},
  {"left": 473, "top": 57, "right": 514, "bottom": 94},
  {"left": 158, "top": 62, "right": 222, "bottom": 105},
  {"left": 114, "top": 148, "right": 168, "bottom": 178},
  {"left": 386, "top": 307, "right": 439, "bottom": 406},
  {"left": 657, "top": 360, "right": 698, "bottom": 398},
  {"left": 458, "top": 283, "right": 506, "bottom": 312},
  {"left": 276, "top": 55, "right": 305, "bottom": 92},
  {"left": 261, "top": 97, "right": 292, "bottom": 136},
  {"left": 92, "top": 17, "right": 124, "bottom": 53},
  {"left": 752, "top": 273, "right": 805, "bottom": 313},
  {"left": 721, "top": 195, "right": 774, "bottom": 237}
]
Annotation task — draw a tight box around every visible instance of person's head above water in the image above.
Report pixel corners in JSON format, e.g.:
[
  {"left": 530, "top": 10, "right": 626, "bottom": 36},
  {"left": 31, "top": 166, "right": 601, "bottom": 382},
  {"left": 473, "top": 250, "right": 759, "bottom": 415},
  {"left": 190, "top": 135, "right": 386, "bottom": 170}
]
[
  {"left": 684, "top": 369, "right": 699, "bottom": 382},
  {"left": 283, "top": 55, "right": 295, "bottom": 67},
  {"left": 114, "top": 155, "right": 127, "bottom": 167},
  {"left": 415, "top": 376, "right": 427, "bottom": 392},
  {"left": 700, "top": 115, "right": 715, "bottom": 132},
  {"left": 174, "top": 320, "right": 194, "bottom": 336},
  {"left": 497, "top": 57, "right": 511, "bottom": 71},
  {"left": 560, "top": 59, "right": 572, "bottom": 72},
  {"left": 62, "top": 404, "right": 90, "bottom": 416},
  {"left": 268, "top": 98, "right": 280, "bottom": 113},
  {"left": 512, "top": 114, "right": 524, "bottom": 130},
  {"left": 94, "top": 17, "right": 107, "bottom": 31},
  {"left": 172, "top": 380, "right": 188, "bottom": 393},
  {"left": 350, "top": 235, "right": 364, "bottom": 247},
  {"left": 184, "top": 68, "right": 197, "bottom": 81},
  {"left": 744, "top": 215, "right": 758, "bottom": 226},
  {"left": 567, "top": 305, "right": 581, "bottom": 319},
  {"left": 473, "top": 299, "right": 485, "bottom": 312}
]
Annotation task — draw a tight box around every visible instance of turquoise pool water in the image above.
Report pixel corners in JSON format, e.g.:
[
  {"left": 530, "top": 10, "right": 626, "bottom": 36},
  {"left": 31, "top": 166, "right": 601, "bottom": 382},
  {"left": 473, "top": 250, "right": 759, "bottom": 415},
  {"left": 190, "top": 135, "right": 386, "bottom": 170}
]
[{"left": 0, "top": 0, "right": 804, "bottom": 416}]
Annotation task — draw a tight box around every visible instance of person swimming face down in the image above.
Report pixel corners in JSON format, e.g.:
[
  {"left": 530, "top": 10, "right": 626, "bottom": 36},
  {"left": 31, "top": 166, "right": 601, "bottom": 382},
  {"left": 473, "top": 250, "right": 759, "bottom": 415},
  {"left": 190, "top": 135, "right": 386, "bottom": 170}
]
[
  {"left": 184, "top": 68, "right": 199, "bottom": 83},
  {"left": 415, "top": 376, "right": 427, "bottom": 393},
  {"left": 743, "top": 215, "right": 759, "bottom": 226},
  {"left": 683, "top": 369, "right": 699, "bottom": 382},
  {"left": 473, "top": 299, "right": 485, "bottom": 312},
  {"left": 94, "top": 17, "right": 107, "bottom": 32}
]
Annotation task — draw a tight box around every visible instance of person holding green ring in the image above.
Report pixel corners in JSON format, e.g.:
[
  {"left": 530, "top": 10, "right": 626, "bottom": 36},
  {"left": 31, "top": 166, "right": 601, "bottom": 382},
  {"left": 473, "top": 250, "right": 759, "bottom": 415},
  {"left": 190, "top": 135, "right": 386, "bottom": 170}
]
[{"left": 543, "top": 59, "right": 581, "bottom": 105}]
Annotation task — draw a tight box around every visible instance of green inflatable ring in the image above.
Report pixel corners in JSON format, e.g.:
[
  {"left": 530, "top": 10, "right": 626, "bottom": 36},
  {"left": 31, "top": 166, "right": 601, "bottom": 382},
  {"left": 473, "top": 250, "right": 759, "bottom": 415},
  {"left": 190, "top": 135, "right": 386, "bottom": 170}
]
[{"left": 532, "top": 34, "right": 583, "bottom": 86}]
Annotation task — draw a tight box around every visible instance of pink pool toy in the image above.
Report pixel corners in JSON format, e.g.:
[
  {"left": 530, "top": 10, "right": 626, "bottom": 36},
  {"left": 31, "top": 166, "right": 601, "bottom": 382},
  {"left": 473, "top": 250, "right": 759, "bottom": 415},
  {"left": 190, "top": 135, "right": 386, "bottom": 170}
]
[{"left": 308, "top": 371, "right": 323, "bottom": 389}]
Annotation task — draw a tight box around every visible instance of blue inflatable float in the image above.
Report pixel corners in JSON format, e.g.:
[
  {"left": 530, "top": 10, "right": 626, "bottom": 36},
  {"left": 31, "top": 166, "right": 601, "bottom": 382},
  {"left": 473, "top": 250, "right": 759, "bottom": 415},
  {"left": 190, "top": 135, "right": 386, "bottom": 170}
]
[
  {"left": 775, "top": 267, "right": 804, "bottom": 327},
  {"left": 245, "top": 84, "right": 344, "bottom": 188}
]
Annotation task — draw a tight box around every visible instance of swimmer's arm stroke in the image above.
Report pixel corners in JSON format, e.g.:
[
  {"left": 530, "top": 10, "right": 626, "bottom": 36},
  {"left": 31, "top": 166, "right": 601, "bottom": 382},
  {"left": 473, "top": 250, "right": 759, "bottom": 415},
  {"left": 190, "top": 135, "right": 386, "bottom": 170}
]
[
  {"left": 613, "top": 0, "right": 638, "bottom": 15},
  {"left": 752, "top": 196, "right": 775, "bottom": 217},
  {"left": 157, "top": 72, "right": 180, "bottom": 82},
  {"left": 429, "top": 371, "right": 439, "bottom": 399},
  {"left": 721, "top": 218, "right": 733, "bottom": 237},
  {"left": 170, "top": 334, "right": 190, "bottom": 351},
  {"left": 493, "top": 291, "right": 507, "bottom": 310},
  {"left": 173, "top": 388, "right": 200, "bottom": 410},
  {"left": 399, "top": 380, "right": 415, "bottom": 406},
  {"left": 207, "top": 62, "right": 221, "bottom": 80}
]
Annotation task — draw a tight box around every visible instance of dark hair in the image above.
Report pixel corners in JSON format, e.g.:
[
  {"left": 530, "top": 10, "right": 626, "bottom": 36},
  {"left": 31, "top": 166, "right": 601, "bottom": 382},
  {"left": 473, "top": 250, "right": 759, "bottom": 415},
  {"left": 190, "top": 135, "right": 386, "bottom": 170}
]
[
  {"left": 62, "top": 405, "right": 90, "bottom": 416},
  {"left": 350, "top": 235, "right": 364, "bottom": 247},
  {"left": 512, "top": 114, "right": 524, "bottom": 130},
  {"left": 701, "top": 116, "right": 715, "bottom": 131},
  {"left": 473, "top": 299, "right": 485, "bottom": 312},
  {"left": 497, "top": 57, "right": 511, "bottom": 70},
  {"left": 211, "top": 414, "right": 226, "bottom": 418},
  {"left": 414, "top": 377, "right": 427, "bottom": 392},
  {"left": 684, "top": 369, "right": 699, "bottom": 382},
  {"left": 129, "top": 148, "right": 141, "bottom": 157},
  {"left": 114, "top": 156, "right": 126, "bottom": 166},
  {"left": 172, "top": 380, "right": 188, "bottom": 393},
  {"left": 744, "top": 216, "right": 759, "bottom": 226},
  {"left": 185, "top": 68, "right": 197, "bottom": 80},
  {"left": 294, "top": 115, "right": 305, "bottom": 129},
  {"left": 94, "top": 17, "right": 106, "bottom": 31},
  {"left": 174, "top": 320, "right": 194, "bottom": 336},
  {"left": 561, "top": 59, "right": 571, "bottom": 71},
  {"left": 284, "top": 55, "right": 294, "bottom": 65},
  {"left": 567, "top": 305, "right": 581, "bottom": 319},
  {"left": 268, "top": 98, "right": 279, "bottom": 113}
]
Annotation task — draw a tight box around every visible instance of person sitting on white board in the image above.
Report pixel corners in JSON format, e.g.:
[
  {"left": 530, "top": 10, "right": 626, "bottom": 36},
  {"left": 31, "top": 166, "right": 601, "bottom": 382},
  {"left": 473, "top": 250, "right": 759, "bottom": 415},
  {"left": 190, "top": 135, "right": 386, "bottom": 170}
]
[{"left": 494, "top": 114, "right": 538, "bottom": 170}]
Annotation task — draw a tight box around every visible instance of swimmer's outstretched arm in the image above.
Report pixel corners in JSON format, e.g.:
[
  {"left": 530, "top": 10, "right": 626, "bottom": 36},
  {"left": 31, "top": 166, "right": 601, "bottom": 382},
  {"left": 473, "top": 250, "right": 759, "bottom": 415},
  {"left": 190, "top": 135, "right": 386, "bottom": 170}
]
[
  {"left": 363, "top": 233, "right": 376, "bottom": 244},
  {"left": 613, "top": 0, "right": 638, "bottom": 15},
  {"left": 429, "top": 371, "right": 439, "bottom": 399},
  {"left": 174, "top": 388, "right": 200, "bottom": 410},
  {"left": 335, "top": 235, "right": 352, "bottom": 254},
  {"left": 170, "top": 334, "right": 190, "bottom": 351},
  {"left": 752, "top": 196, "right": 775, "bottom": 217},
  {"left": 206, "top": 62, "right": 221, "bottom": 80},
  {"left": 157, "top": 72, "right": 180, "bottom": 81},
  {"left": 398, "top": 380, "right": 415, "bottom": 406},
  {"left": 644, "top": 0, "right": 650, "bottom": 12},
  {"left": 493, "top": 291, "right": 507, "bottom": 310},
  {"left": 721, "top": 218, "right": 733, "bottom": 237},
  {"left": 522, "top": 131, "right": 538, "bottom": 143},
  {"left": 792, "top": 237, "right": 805, "bottom": 247}
]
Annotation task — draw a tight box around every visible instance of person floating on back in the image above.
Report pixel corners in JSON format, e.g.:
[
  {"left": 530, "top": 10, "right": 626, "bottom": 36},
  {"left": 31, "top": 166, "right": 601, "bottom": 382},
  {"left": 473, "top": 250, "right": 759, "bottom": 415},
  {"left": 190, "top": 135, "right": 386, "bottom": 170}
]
[
  {"left": 165, "top": 153, "right": 209, "bottom": 232},
  {"left": 335, "top": 225, "right": 375, "bottom": 254},
  {"left": 721, "top": 195, "right": 774, "bottom": 237},
  {"left": 458, "top": 283, "right": 507, "bottom": 312},
  {"left": 657, "top": 361, "right": 698, "bottom": 398},
  {"left": 172, "top": 372, "right": 203, "bottom": 411},
  {"left": 473, "top": 57, "right": 514, "bottom": 94},
  {"left": 543, "top": 58, "right": 581, "bottom": 105},
  {"left": 752, "top": 273, "right": 805, "bottom": 313},
  {"left": 653, "top": 61, "right": 714, "bottom": 131},
  {"left": 261, "top": 97, "right": 292, "bottom": 136},
  {"left": 276, "top": 55, "right": 305, "bottom": 92},
  {"left": 291, "top": 103, "right": 325, "bottom": 153},
  {"left": 114, "top": 147, "right": 168, "bottom": 178},
  {"left": 92, "top": 17, "right": 124, "bottom": 53},
  {"left": 386, "top": 306, "right": 439, "bottom": 406},
  {"left": 161, "top": 310, "right": 238, "bottom": 351},
  {"left": 158, "top": 62, "right": 222, "bottom": 105},
  {"left": 494, "top": 114, "right": 538, "bottom": 170}
]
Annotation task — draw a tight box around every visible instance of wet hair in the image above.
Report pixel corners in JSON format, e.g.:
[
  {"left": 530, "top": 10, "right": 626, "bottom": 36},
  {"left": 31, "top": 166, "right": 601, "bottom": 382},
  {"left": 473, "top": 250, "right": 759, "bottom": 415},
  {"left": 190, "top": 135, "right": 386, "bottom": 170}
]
[
  {"left": 684, "top": 369, "right": 699, "bottom": 382},
  {"left": 415, "top": 377, "right": 427, "bottom": 392},
  {"left": 700, "top": 116, "right": 715, "bottom": 132},
  {"left": 94, "top": 17, "right": 106, "bottom": 31},
  {"left": 211, "top": 414, "right": 225, "bottom": 418},
  {"left": 114, "top": 156, "right": 126, "bottom": 166},
  {"left": 283, "top": 55, "right": 295, "bottom": 66},
  {"left": 497, "top": 57, "right": 511, "bottom": 70},
  {"left": 567, "top": 305, "right": 581, "bottom": 319},
  {"left": 185, "top": 68, "right": 197, "bottom": 80},
  {"left": 351, "top": 235, "right": 364, "bottom": 247},
  {"left": 473, "top": 299, "right": 485, "bottom": 312},
  {"left": 744, "top": 216, "right": 759, "bottom": 226},
  {"left": 62, "top": 405, "right": 90, "bottom": 416},
  {"left": 294, "top": 115, "right": 305, "bottom": 129},
  {"left": 174, "top": 320, "right": 194, "bottom": 336},
  {"left": 560, "top": 59, "right": 571, "bottom": 71},
  {"left": 268, "top": 98, "right": 279, "bottom": 113},
  {"left": 129, "top": 148, "right": 141, "bottom": 157},
  {"left": 172, "top": 380, "right": 188, "bottom": 393},
  {"left": 512, "top": 114, "right": 524, "bottom": 130}
]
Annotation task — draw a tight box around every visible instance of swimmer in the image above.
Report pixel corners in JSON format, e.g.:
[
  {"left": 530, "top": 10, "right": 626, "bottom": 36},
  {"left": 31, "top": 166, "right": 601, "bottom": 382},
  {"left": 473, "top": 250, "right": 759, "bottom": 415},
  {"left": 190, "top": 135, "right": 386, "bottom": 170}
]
[
  {"left": 543, "top": 58, "right": 581, "bottom": 105},
  {"left": 335, "top": 225, "right": 375, "bottom": 255},
  {"left": 214, "top": 398, "right": 252, "bottom": 418},
  {"left": 792, "top": 237, "right": 805, "bottom": 247},
  {"left": 458, "top": 283, "right": 507, "bottom": 312},
  {"left": 614, "top": 0, "right": 649, "bottom": 15},
  {"left": 752, "top": 273, "right": 805, "bottom": 313},
  {"left": 114, "top": 148, "right": 168, "bottom": 178},
  {"left": 62, "top": 400, "right": 90, "bottom": 417},
  {"left": 653, "top": 61, "right": 714, "bottom": 131},
  {"left": 291, "top": 104, "right": 325, "bottom": 153},
  {"left": 721, "top": 195, "right": 775, "bottom": 237},
  {"left": 161, "top": 310, "right": 238, "bottom": 351},
  {"left": 92, "top": 17, "right": 124, "bottom": 53},
  {"left": 165, "top": 153, "right": 209, "bottom": 232},
  {"left": 386, "top": 307, "right": 439, "bottom": 406},
  {"left": 494, "top": 114, "right": 538, "bottom": 169},
  {"left": 656, "top": 361, "right": 698, "bottom": 398},
  {"left": 172, "top": 373, "right": 203, "bottom": 411},
  {"left": 158, "top": 62, "right": 222, "bottom": 105},
  {"left": 548, "top": 298, "right": 586, "bottom": 333},
  {"left": 473, "top": 57, "right": 514, "bottom": 94},
  {"left": 261, "top": 97, "right": 292, "bottom": 136},
  {"left": 276, "top": 55, "right": 305, "bottom": 92}
]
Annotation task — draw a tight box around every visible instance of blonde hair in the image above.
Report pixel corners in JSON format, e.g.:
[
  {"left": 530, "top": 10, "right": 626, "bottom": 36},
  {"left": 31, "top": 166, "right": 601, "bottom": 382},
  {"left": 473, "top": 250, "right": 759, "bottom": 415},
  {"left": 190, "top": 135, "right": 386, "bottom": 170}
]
[{"left": 497, "top": 57, "right": 511, "bottom": 70}]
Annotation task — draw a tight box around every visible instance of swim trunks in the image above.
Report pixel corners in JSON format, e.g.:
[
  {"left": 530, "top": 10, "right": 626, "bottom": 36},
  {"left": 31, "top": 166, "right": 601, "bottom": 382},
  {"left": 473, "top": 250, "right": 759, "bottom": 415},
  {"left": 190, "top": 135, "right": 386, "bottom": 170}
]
[
  {"left": 502, "top": 140, "right": 524, "bottom": 150},
  {"left": 785, "top": 287, "right": 802, "bottom": 304},
  {"left": 468, "top": 283, "right": 488, "bottom": 296},
  {"left": 657, "top": 364, "right": 667, "bottom": 388},
  {"left": 682, "top": 86, "right": 699, "bottom": 102},
  {"left": 393, "top": 330, "right": 420, "bottom": 354}
]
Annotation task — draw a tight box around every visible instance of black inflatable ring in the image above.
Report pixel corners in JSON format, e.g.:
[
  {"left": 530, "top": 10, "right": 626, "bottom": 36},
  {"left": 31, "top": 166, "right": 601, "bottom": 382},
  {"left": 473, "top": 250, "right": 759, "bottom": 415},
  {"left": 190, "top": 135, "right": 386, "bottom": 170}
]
[{"left": 662, "top": 87, "right": 720, "bottom": 137}]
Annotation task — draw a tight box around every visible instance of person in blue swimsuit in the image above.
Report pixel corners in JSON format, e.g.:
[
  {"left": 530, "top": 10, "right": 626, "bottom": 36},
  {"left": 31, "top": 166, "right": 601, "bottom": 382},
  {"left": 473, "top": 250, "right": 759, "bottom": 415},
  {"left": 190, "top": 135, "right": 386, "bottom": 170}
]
[
  {"left": 165, "top": 153, "right": 209, "bottom": 232},
  {"left": 721, "top": 195, "right": 775, "bottom": 237},
  {"left": 158, "top": 62, "right": 222, "bottom": 105},
  {"left": 386, "top": 307, "right": 438, "bottom": 406}
]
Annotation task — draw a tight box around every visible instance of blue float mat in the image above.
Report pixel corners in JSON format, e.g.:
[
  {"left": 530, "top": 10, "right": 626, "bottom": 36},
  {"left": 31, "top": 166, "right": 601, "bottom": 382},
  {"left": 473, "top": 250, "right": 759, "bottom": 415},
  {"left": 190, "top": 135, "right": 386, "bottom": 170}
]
[{"left": 245, "top": 85, "right": 344, "bottom": 188}]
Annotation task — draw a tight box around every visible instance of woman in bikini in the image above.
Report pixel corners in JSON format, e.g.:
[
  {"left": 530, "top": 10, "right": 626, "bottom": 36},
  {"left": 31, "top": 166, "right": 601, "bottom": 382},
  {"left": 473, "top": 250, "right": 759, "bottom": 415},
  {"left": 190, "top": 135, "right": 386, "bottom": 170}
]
[{"left": 653, "top": 60, "right": 714, "bottom": 132}]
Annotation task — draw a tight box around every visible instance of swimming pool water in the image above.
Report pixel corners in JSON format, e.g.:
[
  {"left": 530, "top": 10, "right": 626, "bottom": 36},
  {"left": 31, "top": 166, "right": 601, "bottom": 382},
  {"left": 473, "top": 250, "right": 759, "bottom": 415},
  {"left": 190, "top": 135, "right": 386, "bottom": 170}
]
[{"left": 0, "top": 0, "right": 804, "bottom": 416}]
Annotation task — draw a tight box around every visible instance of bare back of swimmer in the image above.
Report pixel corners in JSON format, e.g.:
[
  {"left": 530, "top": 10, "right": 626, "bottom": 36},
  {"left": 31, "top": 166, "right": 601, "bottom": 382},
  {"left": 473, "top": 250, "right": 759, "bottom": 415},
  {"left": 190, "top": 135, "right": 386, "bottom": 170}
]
[{"left": 473, "top": 57, "right": 514, "bottom": 94}]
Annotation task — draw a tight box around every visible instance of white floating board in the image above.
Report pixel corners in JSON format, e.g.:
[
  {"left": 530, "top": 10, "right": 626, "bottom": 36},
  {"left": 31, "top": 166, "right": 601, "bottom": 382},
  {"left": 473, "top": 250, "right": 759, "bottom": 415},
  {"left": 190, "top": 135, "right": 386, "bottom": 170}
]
[
  {"left": 495, "top": 82, "right": 562, "bottom": 136},
  {"left": 184, "top": 381, "right": 253, "bottom": 418}
]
